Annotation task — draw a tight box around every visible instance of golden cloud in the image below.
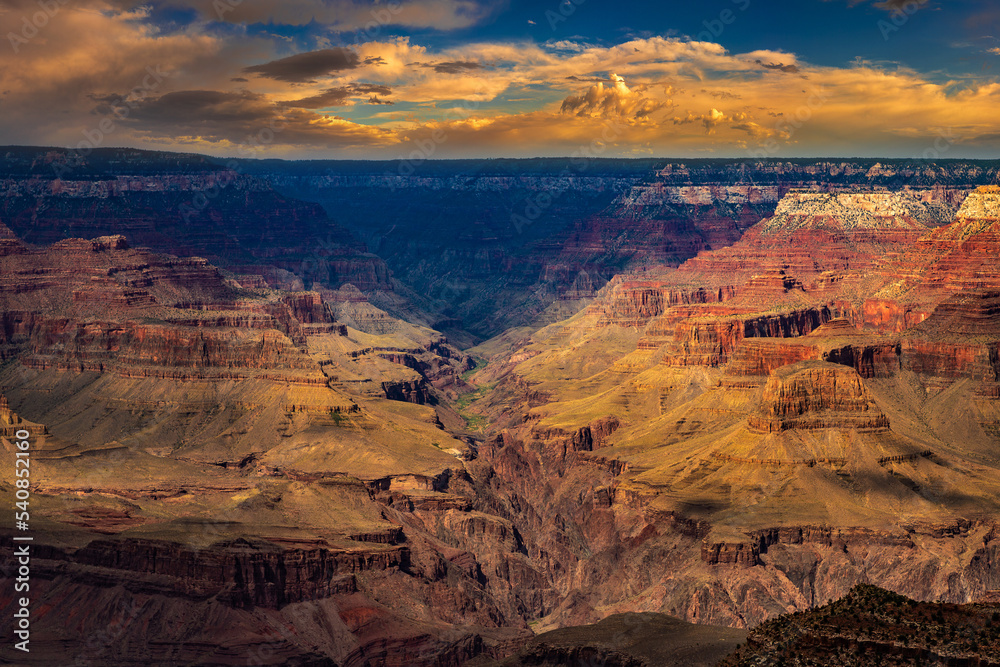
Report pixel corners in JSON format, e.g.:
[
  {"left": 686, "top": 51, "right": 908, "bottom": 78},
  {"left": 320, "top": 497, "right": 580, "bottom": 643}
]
[{"left": 1, "top": 11, "right": 999, "bottom": 160}]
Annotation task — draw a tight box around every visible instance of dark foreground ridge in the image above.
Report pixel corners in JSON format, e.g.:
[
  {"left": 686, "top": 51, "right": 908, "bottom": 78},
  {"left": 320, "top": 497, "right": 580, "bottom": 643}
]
[
  {"left": 475, "top": 586, "right": 1000, "bottom": 667},
  {"left": 721, "top": 584, "right": 1000, "bottom": 667}
]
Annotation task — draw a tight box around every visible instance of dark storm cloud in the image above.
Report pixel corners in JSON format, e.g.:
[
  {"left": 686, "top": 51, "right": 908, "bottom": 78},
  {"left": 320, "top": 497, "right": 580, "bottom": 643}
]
[
  {"left": 756, "top": 60, "right": 800, "bottom": 73},
  {"left": 105, "top": 87, "right": 394, "bottom": 148},
  {"left": 872, "top": 0, "right": 929, "bottom": 10},
  {"left": 419, "top": 60, "right": 484, "bottom": 74},
  {"left": 124, "top": 90, "right": 276, "bottom": 125},
  {"left": 243, "top": 48, "right": 360, "bottom": 82},
  {"left": 285, "top": 84, "right": 393, "bottom": 108},
  {"left": 703, "top": 89, "right": 742, "bottom": 100}
]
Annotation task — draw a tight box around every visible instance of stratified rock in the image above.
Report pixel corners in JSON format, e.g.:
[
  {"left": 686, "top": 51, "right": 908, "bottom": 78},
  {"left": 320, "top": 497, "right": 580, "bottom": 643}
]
[
  {"left": 676, "top": 190, "right": 936, "bottom": 287},
  {"left": 748, "top": 361, "right": 890, "bottom": 432},
  {"left": 724, "top": 320, "right": 901, "bottom": 380}
]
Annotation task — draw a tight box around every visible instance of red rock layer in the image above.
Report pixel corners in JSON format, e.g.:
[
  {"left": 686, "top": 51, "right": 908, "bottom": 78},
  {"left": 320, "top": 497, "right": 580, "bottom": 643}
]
[
  {"left": 909, "top": 187, "right": 1000, "bottom": 296},
  {"left": 725, "top": 321, "right": 901, "bottom": 380},
  {"left": 675, "top": 191, "right": 935, "bottom": 288},
  {"left": 899, "top": 290, "right": 1000, "bottom": 393},
  {"left": 659, "top": 307, "right": 834, "bottom": 368},
  {"left": 0, "top": 230, "right": 345, "bottom": 384},
  {"left": 748, "top": 361, "right": 890, "bottom": 433},
  {"left": 591, "top": 279, "right": 735, "bottom": 328}
]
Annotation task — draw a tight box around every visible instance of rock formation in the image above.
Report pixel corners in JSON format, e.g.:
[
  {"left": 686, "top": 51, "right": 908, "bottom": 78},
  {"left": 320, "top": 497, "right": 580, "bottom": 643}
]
[
  {"left": 0, "top": 221, "right": 519, "bottom": 665},
  {"left": 748, "top": 361, "right": 890, "bottom": 433}
]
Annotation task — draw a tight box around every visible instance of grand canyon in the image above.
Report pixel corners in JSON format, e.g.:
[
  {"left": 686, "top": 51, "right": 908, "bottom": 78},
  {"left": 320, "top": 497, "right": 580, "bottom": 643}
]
[
  {"left": 4, "top": 0, "right": 1000, "bottom": 664},
  {"left": 1, "top": 149, "right": 1000, "bottom": 665}
]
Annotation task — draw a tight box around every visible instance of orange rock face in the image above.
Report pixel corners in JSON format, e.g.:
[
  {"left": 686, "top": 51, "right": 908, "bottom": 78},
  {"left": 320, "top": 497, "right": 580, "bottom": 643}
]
[
  {"left": 749, "top": 361, "right": 890, "bottom": 432},
  {"left": 592, "top": 279, "right": 734, "bottom": 328},
  {"left": 725, "top": 320, "right": 902, "bottom": 379}
]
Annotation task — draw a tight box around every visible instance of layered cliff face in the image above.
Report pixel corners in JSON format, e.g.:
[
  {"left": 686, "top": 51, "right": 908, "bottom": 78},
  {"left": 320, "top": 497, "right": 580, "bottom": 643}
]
[
  {"left": 462, "top": 184, "right": 1000, "bottom": 636},
  {"left": 0, "top": 220, "right": 23, "bottom": 256},
  {"left": 259, "top": 157, "right": 994, "bottom": 338},
  {"left": 748, "top": 361, "right": 890, "bottom": 433},
  {"left": 4, "top": 150, "right": 1000, "bottom": 664},
  {"left": 905, "top": 186, "right": 1000, "bottom": 297},
  {"left": 0, "top": 150, "right": 393, "bottom": 298},
  {"left": 0, "top": 225, "right": 543, "bottom": 665},
  {"left": 676, "top": 190, "right": 939, "bottom": 289},
  {"left": 6, "top": 149, "right": 996, "bottom": 340}
]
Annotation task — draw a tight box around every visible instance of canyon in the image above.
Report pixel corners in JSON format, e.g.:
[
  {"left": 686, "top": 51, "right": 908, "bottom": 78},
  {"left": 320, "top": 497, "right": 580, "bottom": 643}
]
[{"left": 2, "top": 150, "right": 1000, "bottom": 665}]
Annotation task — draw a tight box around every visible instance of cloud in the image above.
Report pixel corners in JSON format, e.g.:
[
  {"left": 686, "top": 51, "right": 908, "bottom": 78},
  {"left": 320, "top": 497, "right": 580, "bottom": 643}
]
[
  {"left": 420, "top": 60, "right": 485, "bottom": 74},
  {"left": 149, "top": 0, "right": 507, "bottom": 30},
  {"left": 125, "top": 90, "right": 277, "bottom": 125},
  {"left": 871, "top": 0, "right": 929, "bottom": 11},
  {"left": 704, "top": 89, "right": 741, "bottom": 100},
  {"left": 284, "top": 84, "right": 393, "bottom": 108},
  {"left": 560, "top": 74, "right": 669, "bottom": 121},
  {"left": 1, "top": 7, "right": 999, "bottom": 161},
  {"left": 117, "top": 88, "right": 395, "bottom": 152},
  {"left": 243, "top": 48, "right": 360, "bottom": 82},
  {"left": 756, "top": 60, "right": 800, "bottom": 73},
  {"left": 0, "top": 2, "right": 225, "bottom": 148},
  {"left": 990, "top": 48, "right": 1000, "bottom": 55},
  {"left": 673, "top": 108, "right": 727, "bottom": 132}
]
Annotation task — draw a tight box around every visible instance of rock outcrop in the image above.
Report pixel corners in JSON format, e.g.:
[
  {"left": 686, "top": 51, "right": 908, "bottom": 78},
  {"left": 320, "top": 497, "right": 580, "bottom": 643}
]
[
  {"left": 720, "top": 584, "right": 1000, "bottom": 666},
  {"left": 748, "top": 361, "right": 890, "bottom": 432}
]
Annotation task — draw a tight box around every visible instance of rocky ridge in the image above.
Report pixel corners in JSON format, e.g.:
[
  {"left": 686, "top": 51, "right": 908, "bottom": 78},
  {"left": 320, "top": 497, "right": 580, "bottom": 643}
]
[{"left": 720, "top": 584, "right": 1000, "bottom": 666}]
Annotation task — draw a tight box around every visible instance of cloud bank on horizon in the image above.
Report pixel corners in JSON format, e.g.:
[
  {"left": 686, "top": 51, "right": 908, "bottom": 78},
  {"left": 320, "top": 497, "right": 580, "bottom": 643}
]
[{"left": 1, "top": 0, "right": 999, "bottom": 159}]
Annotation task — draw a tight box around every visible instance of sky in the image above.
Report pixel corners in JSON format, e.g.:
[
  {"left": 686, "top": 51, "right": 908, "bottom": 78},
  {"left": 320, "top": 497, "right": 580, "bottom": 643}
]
[{"left": 1, "top": 0, "right": 999, "bottom": 159}]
